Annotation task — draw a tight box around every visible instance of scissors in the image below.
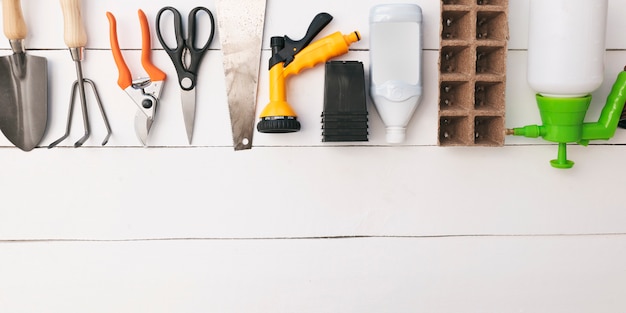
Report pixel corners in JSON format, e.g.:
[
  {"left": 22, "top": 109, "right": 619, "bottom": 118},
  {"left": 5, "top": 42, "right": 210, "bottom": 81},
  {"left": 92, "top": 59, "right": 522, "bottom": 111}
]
[
  {"left": 156, "top": 6, "right": 215, "bottom": 144},
  {"left": 107, "top": 9, "right": 166, "bottom": 146}
]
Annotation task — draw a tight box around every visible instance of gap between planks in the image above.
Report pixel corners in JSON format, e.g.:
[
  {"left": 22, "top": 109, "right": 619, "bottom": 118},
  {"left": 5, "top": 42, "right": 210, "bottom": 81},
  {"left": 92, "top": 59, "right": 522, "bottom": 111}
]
[{"left": 2, "top": 232, "right": 626, "bottom": 244}]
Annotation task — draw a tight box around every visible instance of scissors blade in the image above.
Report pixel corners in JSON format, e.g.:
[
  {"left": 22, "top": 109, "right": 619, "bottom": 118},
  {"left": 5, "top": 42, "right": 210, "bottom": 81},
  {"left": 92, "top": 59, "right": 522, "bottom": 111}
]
[
  {"left": 181, "top": 89, "right": 196, "bottom": 144},
  {"left": 216, "top": 0, "right": 267, "bottom": 150},
  {"left": 134, "top": 111, "right": 153, "bottom": 146}
]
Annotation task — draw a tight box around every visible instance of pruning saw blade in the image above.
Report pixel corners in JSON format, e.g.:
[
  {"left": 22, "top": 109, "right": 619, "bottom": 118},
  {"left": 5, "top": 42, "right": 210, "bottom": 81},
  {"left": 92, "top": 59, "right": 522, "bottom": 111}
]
[{"left": 216, "top": 0, "right": 267, "bottom": 150}]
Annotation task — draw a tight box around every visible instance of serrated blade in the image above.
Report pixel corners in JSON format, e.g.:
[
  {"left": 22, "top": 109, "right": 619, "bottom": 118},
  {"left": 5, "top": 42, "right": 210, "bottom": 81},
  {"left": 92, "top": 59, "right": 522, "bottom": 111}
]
[{"left": 216, "top": 0, "right": 266, "bottom": 150}]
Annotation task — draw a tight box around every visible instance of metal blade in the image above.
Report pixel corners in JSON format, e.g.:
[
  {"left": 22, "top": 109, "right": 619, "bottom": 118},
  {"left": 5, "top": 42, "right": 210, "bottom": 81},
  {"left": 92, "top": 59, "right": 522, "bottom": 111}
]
[
  {"left": 181, "top": 89, "right": 196, "bottom": 144},
  {"left": 0, "top": 53, "right": 48, "bottom": 151},
  {"left": 216, "top": 0, "right": 267, "bottom": 150},
  {"left": 134, "top": 110, "right": 152, "bottom": 147}
]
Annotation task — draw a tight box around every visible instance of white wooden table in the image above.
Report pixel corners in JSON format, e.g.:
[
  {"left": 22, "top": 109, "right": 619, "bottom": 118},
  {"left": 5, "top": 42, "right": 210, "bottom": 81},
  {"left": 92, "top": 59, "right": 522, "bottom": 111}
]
[{"left": 1, "top": 0, "right": 626, "bottom": 312}]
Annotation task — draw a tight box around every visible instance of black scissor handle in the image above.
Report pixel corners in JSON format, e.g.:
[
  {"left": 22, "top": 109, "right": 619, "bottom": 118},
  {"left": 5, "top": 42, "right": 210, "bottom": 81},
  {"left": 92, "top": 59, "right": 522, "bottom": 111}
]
[
  {"left": 188, "top": 7, "right": 215, "bottom": 54},
  {"left": 156, "top": 7, "right": 185, "bottom": 54},
  {"left": 155, "top": 6, "right": 214, "bottom": 91},
  {"left": 156, "top": 7, "right": 190, "bottom": 89},
  {"left": 184, "top": 6, "right": 214, "bottom": 86}
]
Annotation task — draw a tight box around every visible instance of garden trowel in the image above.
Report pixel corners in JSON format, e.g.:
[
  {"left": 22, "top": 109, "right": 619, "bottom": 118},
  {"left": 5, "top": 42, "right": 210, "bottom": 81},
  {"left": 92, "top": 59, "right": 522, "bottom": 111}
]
[{"left": 0, "top": 0, "right": 48, "bottom": 151}]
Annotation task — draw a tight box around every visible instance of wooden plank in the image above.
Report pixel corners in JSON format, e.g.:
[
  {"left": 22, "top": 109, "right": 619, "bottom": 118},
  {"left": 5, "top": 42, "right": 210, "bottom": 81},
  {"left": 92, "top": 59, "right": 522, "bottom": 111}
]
[
  {"left": 1, "top": 236, "right": 625, "bottom": 313},
  {"left": 3, "top": 0, "right": 626, "bottom": 50},
  {"left": 1, "top": 47, "right": 624, "bottom": 148},
  {"left": 1, "top": 145, "right": 626, "bottom": 240}
]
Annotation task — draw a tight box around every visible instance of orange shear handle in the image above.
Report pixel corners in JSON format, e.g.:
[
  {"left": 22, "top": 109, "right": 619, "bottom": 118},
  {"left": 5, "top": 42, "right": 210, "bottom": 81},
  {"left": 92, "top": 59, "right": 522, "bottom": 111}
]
[
  {"left": 138, "top": 9, "right": 166, "bottom": 83},
  {"left": 107, "top": 10, "right": 166, "bottom": 90},
  {"left": 106, "top": 11, "right": 132, "bottom": 89}
]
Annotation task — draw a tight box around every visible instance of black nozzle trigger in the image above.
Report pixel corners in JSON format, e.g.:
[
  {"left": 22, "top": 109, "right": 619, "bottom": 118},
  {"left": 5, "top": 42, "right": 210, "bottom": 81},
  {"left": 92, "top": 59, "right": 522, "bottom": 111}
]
[{"left": 271, "top": 12, "right": 333, "bottom": 68}]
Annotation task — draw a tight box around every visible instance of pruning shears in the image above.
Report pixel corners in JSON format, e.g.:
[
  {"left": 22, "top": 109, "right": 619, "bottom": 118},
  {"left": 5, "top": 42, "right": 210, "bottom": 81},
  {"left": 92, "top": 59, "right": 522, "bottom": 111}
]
[{"left": 106, "top": 9, "right": 166, "bottom": 146}]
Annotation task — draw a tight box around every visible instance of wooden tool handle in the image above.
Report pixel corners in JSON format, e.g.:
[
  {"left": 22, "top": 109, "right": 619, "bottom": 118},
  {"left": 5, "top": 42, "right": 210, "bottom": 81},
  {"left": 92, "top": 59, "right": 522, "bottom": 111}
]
[
  {"left": 59, "top": 0, "right": 86, "bottom": 48},
  {"left": 2, "top": 0, "right": 27, "bottom": 41}
]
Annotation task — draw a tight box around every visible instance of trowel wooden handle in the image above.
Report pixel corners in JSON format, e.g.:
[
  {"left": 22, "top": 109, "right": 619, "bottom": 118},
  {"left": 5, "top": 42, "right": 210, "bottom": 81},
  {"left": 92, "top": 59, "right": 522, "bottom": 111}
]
[
  {"left": 2, "top": 0, "right": 27, "bottom": 41},
  {"left": 60, "top": 0, "right": 87, "bottom": 48}
]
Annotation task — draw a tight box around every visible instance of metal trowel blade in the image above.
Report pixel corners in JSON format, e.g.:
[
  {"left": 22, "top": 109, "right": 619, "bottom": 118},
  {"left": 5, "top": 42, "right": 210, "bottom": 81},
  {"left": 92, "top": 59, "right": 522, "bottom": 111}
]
[{"left": 0, "top": 52, "right": 48, "bottom": 151}]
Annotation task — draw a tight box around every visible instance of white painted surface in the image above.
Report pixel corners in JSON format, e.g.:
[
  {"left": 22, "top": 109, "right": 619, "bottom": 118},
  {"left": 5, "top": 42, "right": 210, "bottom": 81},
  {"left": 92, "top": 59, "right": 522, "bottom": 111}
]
[
  {"left": 1, "top": 0, "right": 626, "bottom": 312},
  {"left": 2, "top": 237, "right": 626, "bottom": 313}
]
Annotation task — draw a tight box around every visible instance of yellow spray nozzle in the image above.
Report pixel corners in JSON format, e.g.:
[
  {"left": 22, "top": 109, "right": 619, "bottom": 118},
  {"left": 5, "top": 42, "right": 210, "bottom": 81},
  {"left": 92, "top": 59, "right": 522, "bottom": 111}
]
[{"left": 257, "top": 13, "right": 361, "bottom": 133}]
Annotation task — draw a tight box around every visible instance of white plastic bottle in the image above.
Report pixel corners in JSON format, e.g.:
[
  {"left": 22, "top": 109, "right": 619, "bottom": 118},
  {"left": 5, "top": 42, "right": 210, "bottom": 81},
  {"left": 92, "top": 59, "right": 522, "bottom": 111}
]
[
  {"left": 369, "top": 4, "right": 423, "bottom": 143},
  {"left": 527, "top": 0, "right": 608, "bottom": 97}
]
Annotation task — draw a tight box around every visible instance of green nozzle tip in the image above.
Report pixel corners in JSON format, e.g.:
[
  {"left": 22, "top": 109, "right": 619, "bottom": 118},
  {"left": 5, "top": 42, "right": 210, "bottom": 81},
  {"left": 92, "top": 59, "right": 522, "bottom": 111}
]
[
  {"left": 550, "top": 143, "right": 574, "bottom": 169},
  {"left": 550, "top": 159, "right": 575, "bottom": 169}
]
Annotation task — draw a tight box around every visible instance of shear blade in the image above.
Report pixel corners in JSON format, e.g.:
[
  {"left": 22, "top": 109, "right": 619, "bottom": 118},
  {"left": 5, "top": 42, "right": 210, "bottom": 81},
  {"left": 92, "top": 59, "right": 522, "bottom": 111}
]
[
  {"left": 134, "top": 111, "right": 153, "bottom": 146},
  {"left": 181, "top": 89, "right": 196, "bottom": 144}
]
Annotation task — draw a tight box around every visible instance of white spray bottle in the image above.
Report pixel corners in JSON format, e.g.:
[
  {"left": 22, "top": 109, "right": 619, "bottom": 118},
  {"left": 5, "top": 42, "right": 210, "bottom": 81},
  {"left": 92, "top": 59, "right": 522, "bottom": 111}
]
[
  {"left": 369, "top": 4, "right": 423, "bottom": 144},
  {"left": 508, "top": 0, "right": 626, "bottom": 168}
]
